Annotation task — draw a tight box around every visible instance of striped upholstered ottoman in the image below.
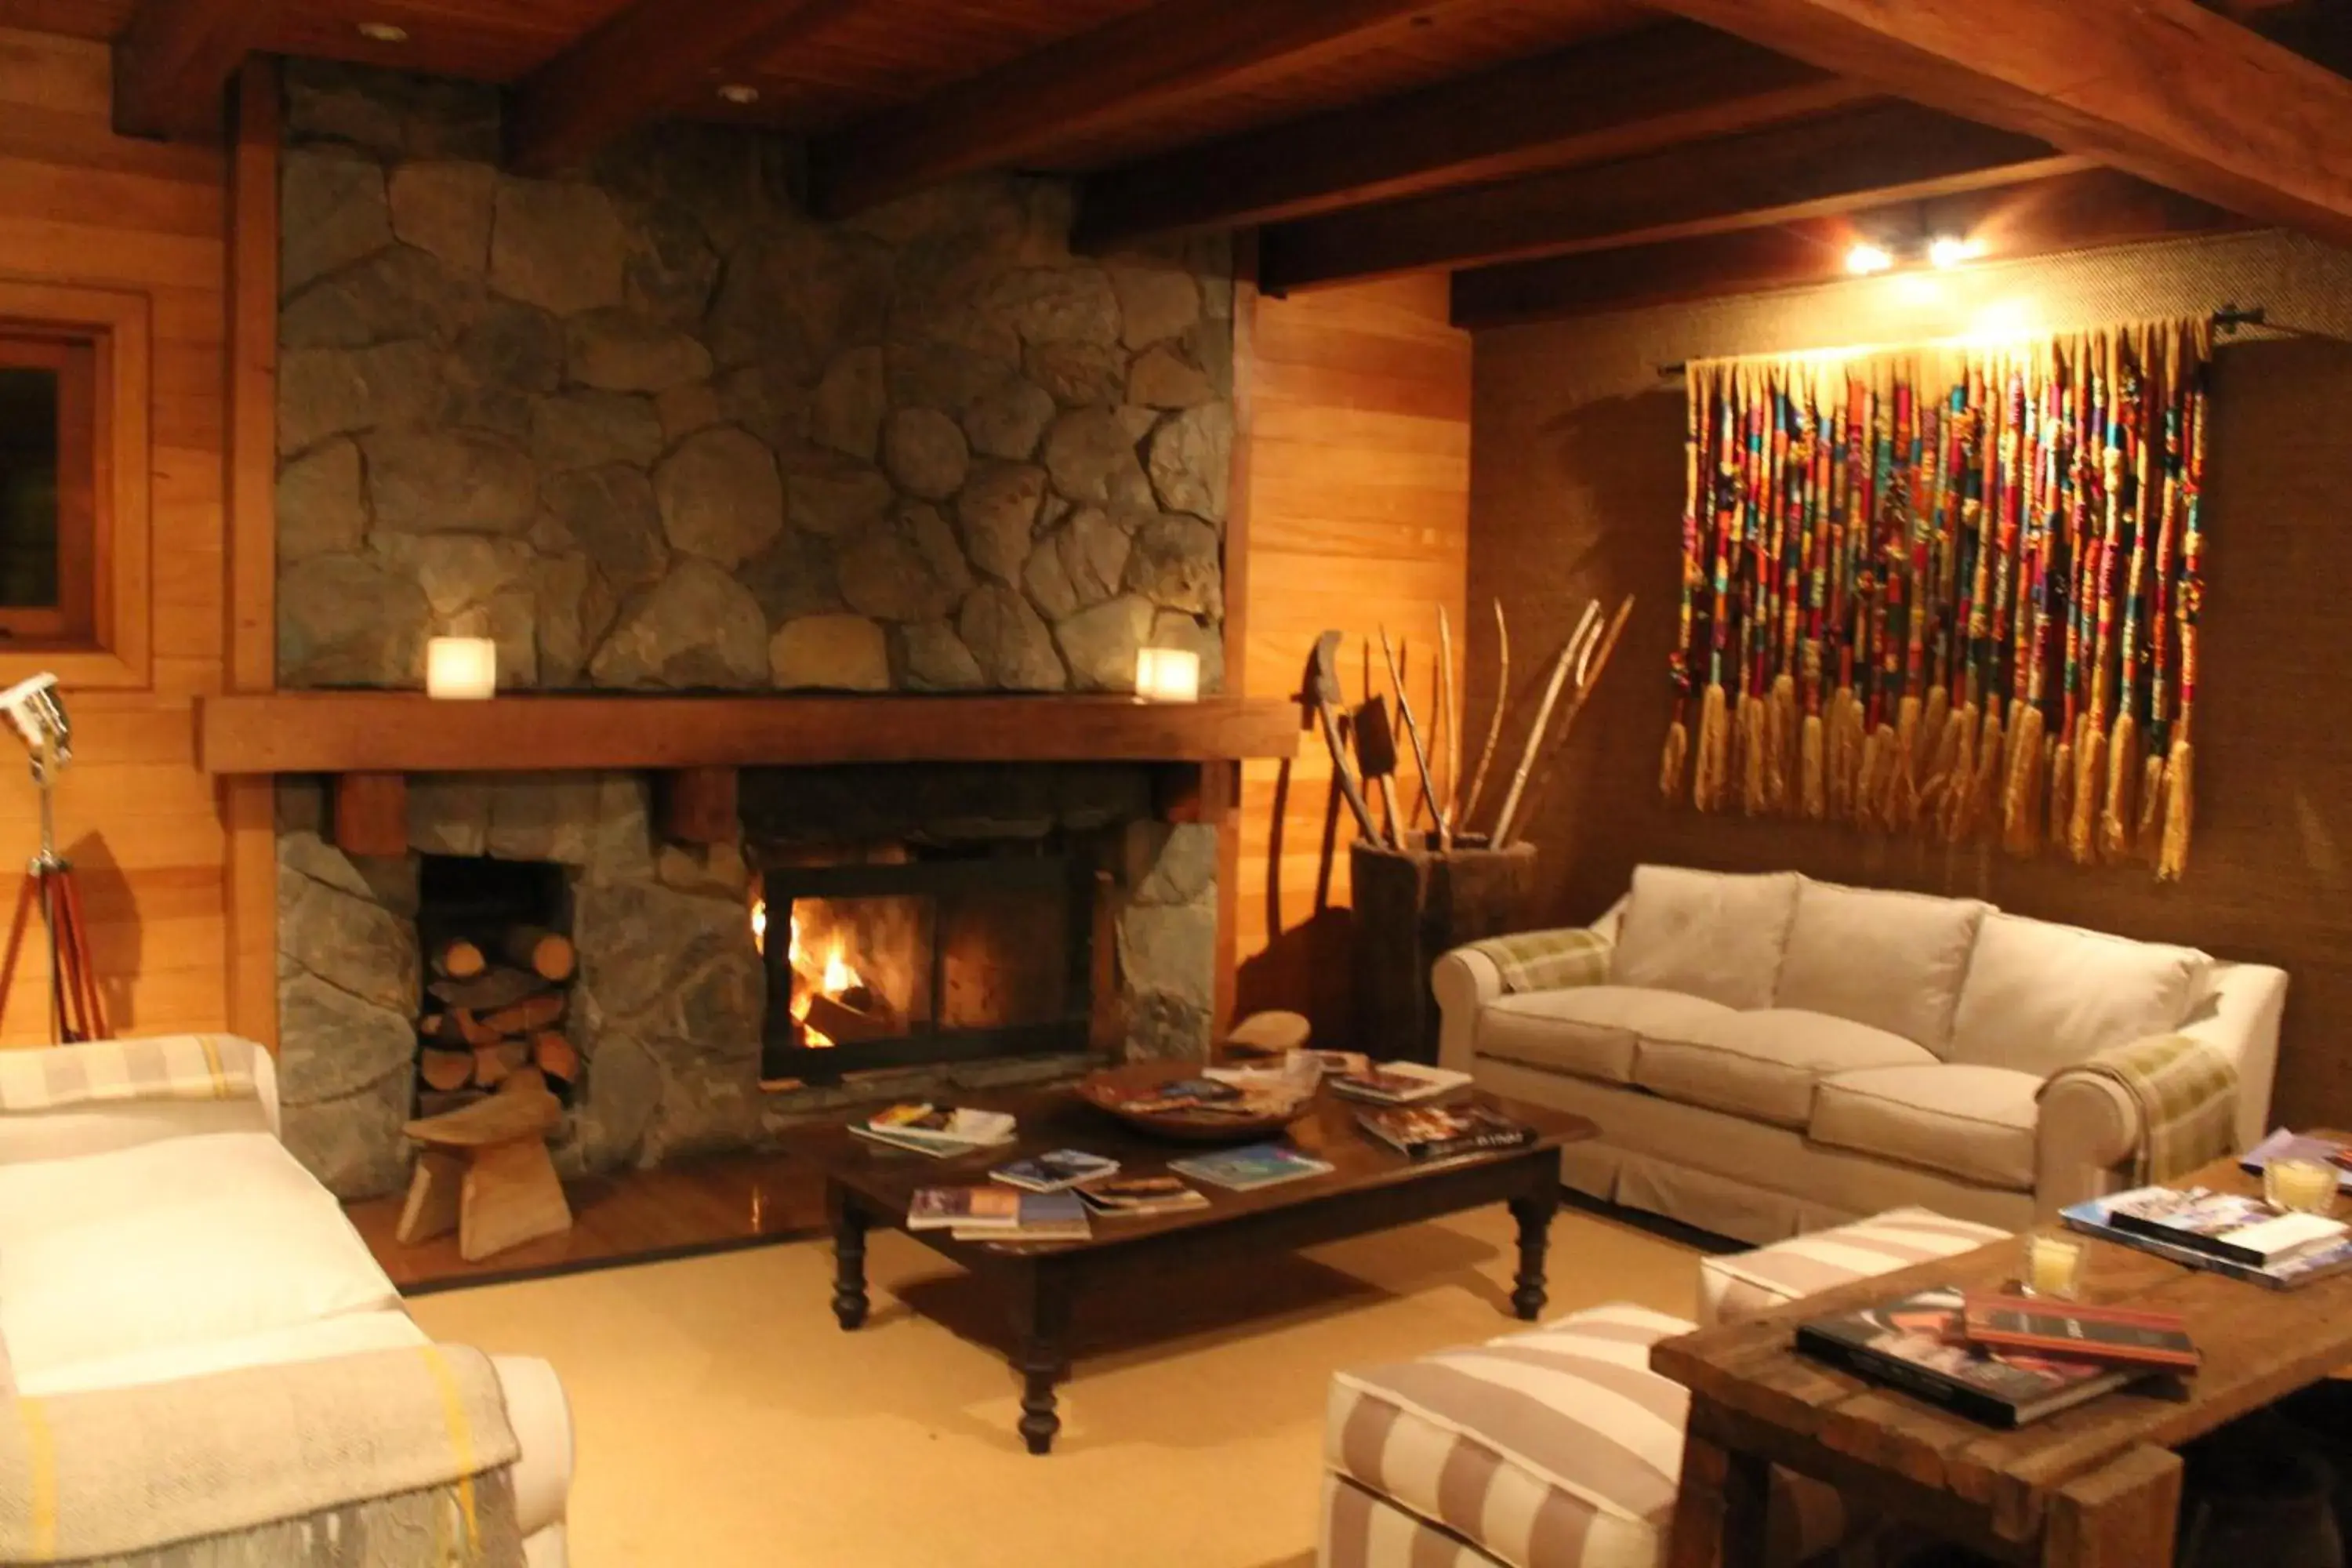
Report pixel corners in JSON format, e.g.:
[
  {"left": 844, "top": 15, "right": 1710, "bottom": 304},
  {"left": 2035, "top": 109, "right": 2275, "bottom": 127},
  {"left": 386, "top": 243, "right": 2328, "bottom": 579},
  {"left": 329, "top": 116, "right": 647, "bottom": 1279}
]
[
  {"left": 1319, "top": 1303, "right": 1840, "bottom": 1568},
  {"left": 1698, "top": 1207, "right": 2011, "bottom": 1327}
]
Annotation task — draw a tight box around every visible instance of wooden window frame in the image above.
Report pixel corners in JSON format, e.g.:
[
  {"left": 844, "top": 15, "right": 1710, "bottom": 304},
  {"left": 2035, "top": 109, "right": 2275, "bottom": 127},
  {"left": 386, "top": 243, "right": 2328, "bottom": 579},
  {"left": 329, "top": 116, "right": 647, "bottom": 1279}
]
[{"left": 0, "top": 280, "right": 151, "bottom": 691}]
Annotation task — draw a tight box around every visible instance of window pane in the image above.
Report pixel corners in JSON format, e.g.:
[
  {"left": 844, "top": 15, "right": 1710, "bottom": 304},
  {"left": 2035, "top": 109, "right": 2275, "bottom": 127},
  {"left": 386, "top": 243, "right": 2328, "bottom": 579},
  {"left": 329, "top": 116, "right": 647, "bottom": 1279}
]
[{"left": 0, "top": 366, "right": 60, "bottom": 610}]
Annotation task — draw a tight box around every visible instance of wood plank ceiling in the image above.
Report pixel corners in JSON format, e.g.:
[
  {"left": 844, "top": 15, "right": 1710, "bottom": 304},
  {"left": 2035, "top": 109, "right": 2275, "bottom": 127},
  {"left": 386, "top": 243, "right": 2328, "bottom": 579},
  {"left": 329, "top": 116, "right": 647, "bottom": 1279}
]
[{"left": 12, "top": 0, "right": 2346, "bottom": 323}]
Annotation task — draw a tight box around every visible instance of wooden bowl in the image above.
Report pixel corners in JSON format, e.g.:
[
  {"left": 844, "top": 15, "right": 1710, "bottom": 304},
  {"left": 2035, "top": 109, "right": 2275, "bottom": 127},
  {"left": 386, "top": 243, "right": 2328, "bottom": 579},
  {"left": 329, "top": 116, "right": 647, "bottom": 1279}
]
[{"left": 1074, "top": 1062, "right": 1312, "bottom": 1144}]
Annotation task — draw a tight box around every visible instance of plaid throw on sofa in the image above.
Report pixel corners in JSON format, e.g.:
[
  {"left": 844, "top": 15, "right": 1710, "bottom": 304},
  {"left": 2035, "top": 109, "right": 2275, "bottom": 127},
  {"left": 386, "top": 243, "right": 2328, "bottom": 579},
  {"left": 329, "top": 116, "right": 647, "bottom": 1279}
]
[
  {"left": 1463, "top": 927, "right": 1611, "bottom": 996},
  {"left": 0, "top": 1035, "right": 257, "bottom": 1113},
  {"left": 2041, "top": 1033, "right": 2238, "bottom": 1185}
]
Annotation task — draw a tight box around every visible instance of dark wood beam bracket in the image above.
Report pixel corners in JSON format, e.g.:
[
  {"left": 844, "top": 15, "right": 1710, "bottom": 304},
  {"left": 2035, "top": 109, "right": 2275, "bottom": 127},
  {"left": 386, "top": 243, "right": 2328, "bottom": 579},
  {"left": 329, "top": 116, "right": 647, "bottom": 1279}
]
[
  {"left": 1648, "top": 0, "right": 2352, "bottom": 247},
  {"left": 506, "top": 0, "right": 849, "bottom": 176},
  {"left": 1077, "top": 22, "right": 1871, "bottom": 249},
  {"left": 1258, "top": 100, "right": 2082, "bottom": 293},
  {"left": 112, "top": 0, "right": 290, "bottom": 141},
  {"left": 809, "top": 0, "right": 1443, "bottom": 220},
  {"left": 1449, "top": 169, "right": 2239, "bottom": 329}
]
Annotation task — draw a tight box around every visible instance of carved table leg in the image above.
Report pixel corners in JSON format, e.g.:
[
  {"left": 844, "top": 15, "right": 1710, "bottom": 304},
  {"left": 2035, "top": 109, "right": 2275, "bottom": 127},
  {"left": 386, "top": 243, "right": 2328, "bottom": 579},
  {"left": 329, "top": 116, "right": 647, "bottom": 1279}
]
[
  {"left": 829, "top": 1185, "right": 870, "bottom": 1331},
  {"left": 1009, "top": 1263, "right": 1074, "bottom": 1456},
  {"left": 1508, "top": 1178, "right": 1559, "bottom": 1321}
]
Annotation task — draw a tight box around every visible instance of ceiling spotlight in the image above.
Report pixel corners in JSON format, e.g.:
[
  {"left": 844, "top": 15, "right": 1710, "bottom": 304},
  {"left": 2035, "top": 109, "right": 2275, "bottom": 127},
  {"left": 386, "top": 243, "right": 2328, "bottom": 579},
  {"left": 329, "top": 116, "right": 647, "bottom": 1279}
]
[
  {"left": 355, "top": 20, "right": 408, "bottom": 43},
  {"left": 1844, "top": 242, "right": 1895, "bottom": 277},
  {"left": 717, "top": 82, "right": 761, "bottom": 106},
  {"left": 1929, "top": 235, "right": 1984, "bottom": 269}
]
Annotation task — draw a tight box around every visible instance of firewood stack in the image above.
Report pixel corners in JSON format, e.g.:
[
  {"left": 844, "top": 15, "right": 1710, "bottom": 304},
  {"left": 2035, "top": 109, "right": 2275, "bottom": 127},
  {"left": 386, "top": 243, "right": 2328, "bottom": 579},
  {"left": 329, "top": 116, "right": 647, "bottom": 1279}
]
[{"left": 415, "top": 924, "right": 579, "bottom": 1116}]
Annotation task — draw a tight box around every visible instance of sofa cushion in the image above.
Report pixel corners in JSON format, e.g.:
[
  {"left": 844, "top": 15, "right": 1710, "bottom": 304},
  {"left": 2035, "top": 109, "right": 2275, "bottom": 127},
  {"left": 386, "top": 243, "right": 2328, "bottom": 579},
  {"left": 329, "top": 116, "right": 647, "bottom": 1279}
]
[
  {"left": 1809, "top": 1064, "right": 2042, "bottom": 1190},
  {"left": 1698, "top": 1207, "right": 2014, "bottom": 1327},
  {"left": 1949, "top": 913, "right": 2210, "bottom": 1076},
  {"left": 0, "top": 1131, "right": 401, "bottom": 1378},
  {"left": 1774, "top": 880, "right": 1990, "bottom": 1054},
  {"left": 14, "top": 1309, "right": 426, "bottom": 1399},
  {"left": 1610, "top": 866, "right": 1800, "bottom": 1011},
  {"left": 1475, "top": 985, "right": 1739, "bottom": 1086},
  {"left": 1327, "top": 1302, "right": 1693, "bottom": 1568},
  {"left": 1634, "top": 1009, "right": 1936, "bottom": 1128}
]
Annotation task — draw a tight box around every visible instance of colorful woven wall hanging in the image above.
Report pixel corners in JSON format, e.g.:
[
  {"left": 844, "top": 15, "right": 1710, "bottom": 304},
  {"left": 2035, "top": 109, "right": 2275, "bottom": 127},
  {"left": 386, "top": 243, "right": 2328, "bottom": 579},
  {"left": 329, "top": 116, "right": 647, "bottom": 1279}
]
[{"left": 1659, "top": 316, "right": 2209, "bottom": 881}]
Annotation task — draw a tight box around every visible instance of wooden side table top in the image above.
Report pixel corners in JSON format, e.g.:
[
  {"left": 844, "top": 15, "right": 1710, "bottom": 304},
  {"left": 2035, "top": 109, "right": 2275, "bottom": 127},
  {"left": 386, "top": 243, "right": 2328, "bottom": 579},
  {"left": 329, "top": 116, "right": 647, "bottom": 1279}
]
[{"left": 1652, "top": 1133, "right": 2352, "bottom": 1561}]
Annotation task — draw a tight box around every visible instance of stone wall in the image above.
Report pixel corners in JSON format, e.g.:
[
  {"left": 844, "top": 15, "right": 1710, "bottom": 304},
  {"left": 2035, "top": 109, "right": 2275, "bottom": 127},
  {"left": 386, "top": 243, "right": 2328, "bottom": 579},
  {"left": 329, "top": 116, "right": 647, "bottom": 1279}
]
[{"left": 274, "top": 62, "right": 1232, "bottom": 695}]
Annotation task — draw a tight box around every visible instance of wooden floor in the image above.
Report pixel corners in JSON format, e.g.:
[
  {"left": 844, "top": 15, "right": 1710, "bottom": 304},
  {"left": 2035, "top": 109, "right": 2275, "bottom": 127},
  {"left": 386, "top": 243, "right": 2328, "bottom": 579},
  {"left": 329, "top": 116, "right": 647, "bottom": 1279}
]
[{"left": 347, "top": 1150, "right": 832, "bottom": 1294}]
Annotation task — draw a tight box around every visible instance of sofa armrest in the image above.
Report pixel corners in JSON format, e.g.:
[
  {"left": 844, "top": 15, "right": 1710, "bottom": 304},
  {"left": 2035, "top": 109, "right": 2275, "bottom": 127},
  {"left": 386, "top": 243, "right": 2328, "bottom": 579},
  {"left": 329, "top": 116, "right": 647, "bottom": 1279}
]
[
  {"left": 2034, "top": 961, "right": 2286, "bottom": 1214},
  {"left": 1431, "top": 909, "right": 1621, "bottom": 1076},
  {"left": 0, "top": 1036, "right": 279, "bottom": 1163},
  {"left": 493, "top": 1354, "right": 574, "bottom": 1548}
]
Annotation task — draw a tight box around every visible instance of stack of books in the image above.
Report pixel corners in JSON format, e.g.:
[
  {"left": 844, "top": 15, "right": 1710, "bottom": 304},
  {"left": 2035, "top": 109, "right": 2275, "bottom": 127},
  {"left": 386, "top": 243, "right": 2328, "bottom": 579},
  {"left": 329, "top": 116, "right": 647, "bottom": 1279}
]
[
  {"left": 1074, "top": 1174, "right": 1210, "bottom": 1217},
  {"left": 1798, "top": 1287, "right": 2199, "bottom": 1428},
  {"left": 1327, "top": 1062, "right": 1472, "bottom": 1105},
  {"left": 2061, "top": 1185, "right": 2352, "bottom": 1289},
  {"left": 850, "top": 1103, "right": 1018, "bottom": 1158},
  {"left": 907, "top": 1185, "right": 1091, "bottom": 1242},
  {"left": 1356, "top": 1103, "right": 1536, "bottom": 1161}
]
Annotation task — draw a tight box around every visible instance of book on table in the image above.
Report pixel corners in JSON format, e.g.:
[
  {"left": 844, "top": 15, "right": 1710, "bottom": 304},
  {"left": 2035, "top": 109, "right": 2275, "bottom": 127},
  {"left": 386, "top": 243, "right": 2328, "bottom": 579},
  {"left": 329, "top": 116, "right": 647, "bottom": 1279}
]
[
  {"left": 2060, "top": 1189, "right": 2352, "bottom": 1290},
  {"left": 1957, "top": 1293, "right": 2201, "bottom": 1372},
  {"left": 1073, "top": 1174, "right": 1210, "bottom": 1216},
  {"left": 991, "top": 1149, "right": 1120, "bottom": 1192},
  {"left": 1355, "top": 1104, "right": 1536, "bottom": 1161},
  {"left": 1797, "top": 1287, "right": 2148, "bottom": 1428},
  {"left": 851, "top": 1104, "right": 1018, "bottom": 1158},
  {"left": 2100, "top": 1187, "right": 2349, "bottom": 1269},
  {"left": 1167, "top": 1142, "right": 1335, "bottom": 1191},
  {"left": 908, "top": 1185, "right": 1022, "bottom": 1230},
  {"left": 952, "top": 1189, "right": 1091, "bottom": 1243},
  {"left": 1326, "top": 1062, "right": 1473, "bottom": 1105}
]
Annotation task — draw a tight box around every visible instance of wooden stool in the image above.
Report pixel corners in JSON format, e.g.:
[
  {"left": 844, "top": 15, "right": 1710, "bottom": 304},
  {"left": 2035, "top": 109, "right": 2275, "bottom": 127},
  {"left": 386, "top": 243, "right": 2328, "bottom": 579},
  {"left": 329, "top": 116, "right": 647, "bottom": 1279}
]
[{"left": 397, "top": 1072, "right": 572, "bottom": 1261}]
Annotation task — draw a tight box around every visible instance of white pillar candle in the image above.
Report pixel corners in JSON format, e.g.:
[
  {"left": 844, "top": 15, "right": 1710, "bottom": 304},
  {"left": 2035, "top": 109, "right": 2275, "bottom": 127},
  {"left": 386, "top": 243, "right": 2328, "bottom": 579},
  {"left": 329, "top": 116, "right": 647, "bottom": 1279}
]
[
  {"left": 1134, "top": 646, "right": 1200, "bottom": 702},
  {"left": 426, "top": 637, "right": 498, "bottom": 700}
]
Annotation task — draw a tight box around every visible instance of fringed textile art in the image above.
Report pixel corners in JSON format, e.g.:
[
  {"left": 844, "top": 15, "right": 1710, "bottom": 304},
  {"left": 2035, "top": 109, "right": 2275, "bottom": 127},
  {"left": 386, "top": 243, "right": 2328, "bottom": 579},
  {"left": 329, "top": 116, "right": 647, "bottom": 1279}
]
[{"left": 1659, "top": 317, "right": 2209, "bottom": 881}]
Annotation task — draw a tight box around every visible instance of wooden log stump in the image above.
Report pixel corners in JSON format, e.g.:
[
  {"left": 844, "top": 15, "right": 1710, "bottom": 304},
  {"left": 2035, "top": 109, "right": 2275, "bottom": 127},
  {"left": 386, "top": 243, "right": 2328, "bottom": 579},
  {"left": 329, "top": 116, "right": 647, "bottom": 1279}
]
[
  {"left": 501, "top": 924, "right": 575, "bottom": 982},
  {"left": 1348, "top": 840, "right": 1537, "bottom": 1064}
]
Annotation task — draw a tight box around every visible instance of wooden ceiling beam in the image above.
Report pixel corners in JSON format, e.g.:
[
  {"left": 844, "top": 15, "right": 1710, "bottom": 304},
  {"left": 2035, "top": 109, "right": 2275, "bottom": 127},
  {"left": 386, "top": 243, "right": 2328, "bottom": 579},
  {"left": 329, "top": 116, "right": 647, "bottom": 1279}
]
[
  {"left": 506, "top": 0, "right": 846, "bottom": 176},
  {"left": 1448, "top": 169, "right": 2239, "bottom": 328},
  {"left": 1258, "top": 100, "right": 2082, "bottom": 293},
  {"left": 112, "top": 0, "right": 289, "bottom": 141},
  {"left": 1646, "top": 0, "right": 2352, "bottom": 246},
  {"left": 1076, "top": 21, "right": 1873, "bottom": 249},
  {"left": 809, "top": 0, "right": 1451, "bottom": 220}
]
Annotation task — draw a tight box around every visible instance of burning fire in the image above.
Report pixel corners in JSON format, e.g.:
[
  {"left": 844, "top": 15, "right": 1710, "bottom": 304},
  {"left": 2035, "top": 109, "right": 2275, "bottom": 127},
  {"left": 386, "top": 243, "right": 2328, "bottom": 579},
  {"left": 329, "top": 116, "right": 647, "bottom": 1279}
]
[{"left": 750, "top": 894, "right": 863, "bottom": 1050}]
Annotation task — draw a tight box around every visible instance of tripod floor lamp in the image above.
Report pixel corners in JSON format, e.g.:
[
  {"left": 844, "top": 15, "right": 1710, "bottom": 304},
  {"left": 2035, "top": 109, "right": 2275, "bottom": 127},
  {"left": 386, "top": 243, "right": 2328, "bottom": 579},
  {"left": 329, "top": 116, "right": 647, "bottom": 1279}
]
[{"left": 0, "top": 673, "right": 103, "bottom": 1044}]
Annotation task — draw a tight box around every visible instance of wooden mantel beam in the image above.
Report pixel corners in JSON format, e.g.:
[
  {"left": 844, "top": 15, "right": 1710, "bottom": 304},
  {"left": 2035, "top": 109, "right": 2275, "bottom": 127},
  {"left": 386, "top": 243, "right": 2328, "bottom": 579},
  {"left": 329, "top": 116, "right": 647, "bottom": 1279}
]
[
  {"left": 1258, "top": 100, "right": 2080, "bottom": 293},
  {"left": 1076, "top": 21, "right": 1871, "bottom": 249},
  {"left": 112, "top": 0, "right": 289, "bottom": 141},
  {"left": 809, "top": 0, "right": 1447, "bottom": 219},
  {"left": 1645, "top": 0, "right": 2352, "bottom": 246},
  {"left": 507, "top": 0, "right": 845, "bottom": 176},
  {"left": 1449, "top": 169, "right": 2238, "bottom": 328}
]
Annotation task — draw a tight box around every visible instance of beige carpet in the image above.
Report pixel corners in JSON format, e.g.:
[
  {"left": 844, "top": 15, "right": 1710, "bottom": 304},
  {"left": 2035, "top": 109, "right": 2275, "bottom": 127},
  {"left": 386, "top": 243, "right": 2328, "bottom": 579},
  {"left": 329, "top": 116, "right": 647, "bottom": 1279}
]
[{"left": 411, "top": 1204, "right": 1706, "bottom": 1568}]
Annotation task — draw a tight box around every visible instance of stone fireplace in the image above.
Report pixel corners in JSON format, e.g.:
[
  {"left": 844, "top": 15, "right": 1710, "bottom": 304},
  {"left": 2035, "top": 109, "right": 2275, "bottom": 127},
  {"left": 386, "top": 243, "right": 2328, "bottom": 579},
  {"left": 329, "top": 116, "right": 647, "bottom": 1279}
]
[{"left": 266, "top": 62, "right": 1236, "bottom": 1200}]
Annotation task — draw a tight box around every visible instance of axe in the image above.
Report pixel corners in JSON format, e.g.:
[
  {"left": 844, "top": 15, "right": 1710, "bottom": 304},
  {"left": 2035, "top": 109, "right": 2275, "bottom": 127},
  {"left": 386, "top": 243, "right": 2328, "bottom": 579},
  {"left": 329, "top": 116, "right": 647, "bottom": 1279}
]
[{"left": 1308, "top": 631, "right": 1380, "bottom": 842}]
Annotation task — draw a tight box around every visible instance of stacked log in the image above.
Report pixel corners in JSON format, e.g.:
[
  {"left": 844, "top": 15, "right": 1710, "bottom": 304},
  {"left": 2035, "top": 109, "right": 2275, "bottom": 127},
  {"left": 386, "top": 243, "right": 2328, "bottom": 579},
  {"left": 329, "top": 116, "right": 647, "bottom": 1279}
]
[{"left": 416, "top": 928, "right": 579, "bottom": 1112}]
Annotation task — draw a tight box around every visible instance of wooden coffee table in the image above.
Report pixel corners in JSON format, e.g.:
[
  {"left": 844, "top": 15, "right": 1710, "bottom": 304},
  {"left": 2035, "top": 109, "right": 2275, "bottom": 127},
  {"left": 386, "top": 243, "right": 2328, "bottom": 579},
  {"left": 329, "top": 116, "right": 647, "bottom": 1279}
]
[
  {"left": 799, "top": 1084, "right": 1594, "bottom": 1454},
  {"left": 1654, "top": 1134, "right": 2352, "bottom": 1568}
]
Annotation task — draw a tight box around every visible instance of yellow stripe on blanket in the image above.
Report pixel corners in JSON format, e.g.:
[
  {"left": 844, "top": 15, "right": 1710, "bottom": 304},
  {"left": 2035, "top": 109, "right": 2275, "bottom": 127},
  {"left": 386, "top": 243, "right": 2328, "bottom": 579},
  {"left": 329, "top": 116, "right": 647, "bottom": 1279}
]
[
  {"left": 417, "top": 1346, "right": 483, "bottom": 1551},
  {"left": 18, "top": 1399, "right": 58, "bottom": 1562}
]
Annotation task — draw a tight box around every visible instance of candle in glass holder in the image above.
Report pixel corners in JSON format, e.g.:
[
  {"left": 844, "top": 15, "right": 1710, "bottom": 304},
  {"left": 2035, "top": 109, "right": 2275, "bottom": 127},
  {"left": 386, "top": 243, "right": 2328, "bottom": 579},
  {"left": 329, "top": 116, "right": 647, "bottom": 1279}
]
[
  {"left": 425, "top": 636, "right": 497, "bottom": 700},
  {"left": 1134, "top": 646, "right": 1200, "bottom": 702},
  {"left": 2267, "top": 1156, "right": 2339, "bottom": 1215},
  {"left": 2023, "top": 1233, "right": 2085, "bottom": 1299}
]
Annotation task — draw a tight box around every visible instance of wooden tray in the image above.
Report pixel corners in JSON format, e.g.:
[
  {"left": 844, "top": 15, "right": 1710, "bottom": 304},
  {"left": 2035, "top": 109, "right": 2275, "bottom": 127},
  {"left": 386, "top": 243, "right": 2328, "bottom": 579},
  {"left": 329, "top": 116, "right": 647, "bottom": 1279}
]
[{"left": 1074, "top": 1062, "right": 1312, "bottom": 1144}]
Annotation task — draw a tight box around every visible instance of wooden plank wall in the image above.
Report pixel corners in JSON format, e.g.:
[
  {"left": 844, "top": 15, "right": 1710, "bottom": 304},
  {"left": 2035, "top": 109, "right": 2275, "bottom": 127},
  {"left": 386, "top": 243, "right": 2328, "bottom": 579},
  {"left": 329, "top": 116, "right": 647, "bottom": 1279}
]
[
  {"left": 1467, "top": 229, "right": 2352, "bottom": 1131},
  {"left": 0, "top": 27, "right": 232, "bottom": 1044},
  {"left": 1232, "top": 274, "right": 1472, "bottom": 1036}
]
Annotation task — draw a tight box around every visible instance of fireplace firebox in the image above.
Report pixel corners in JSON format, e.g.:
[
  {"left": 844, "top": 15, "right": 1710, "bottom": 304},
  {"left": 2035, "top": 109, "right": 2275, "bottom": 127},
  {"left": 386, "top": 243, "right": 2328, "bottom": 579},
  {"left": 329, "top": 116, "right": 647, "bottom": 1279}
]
[{"left": 754, "top": 848, "right": 1098, "bottom": 1084}]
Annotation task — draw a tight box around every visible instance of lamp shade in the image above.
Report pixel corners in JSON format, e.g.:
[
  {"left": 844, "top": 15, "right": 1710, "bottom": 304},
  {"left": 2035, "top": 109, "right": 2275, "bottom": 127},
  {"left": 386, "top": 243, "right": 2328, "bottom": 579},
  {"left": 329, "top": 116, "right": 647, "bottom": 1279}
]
[
  {"left": 1134, "top": 646, "right": 1200, "bottom": 702},
  {"left": 426, "top": 637, "right": 498, "bottom": 700}
]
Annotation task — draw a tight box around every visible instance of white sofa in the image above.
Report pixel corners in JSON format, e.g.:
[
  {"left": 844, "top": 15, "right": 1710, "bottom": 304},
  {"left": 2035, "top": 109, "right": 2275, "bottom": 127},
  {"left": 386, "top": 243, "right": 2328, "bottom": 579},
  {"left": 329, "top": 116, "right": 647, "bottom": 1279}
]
[
  {"left": 1435, "top": 866, "right": 2287, "bottom": 1241},
  {"left": 0, "top": 1038, "right": 575, "bottom": 1564}
]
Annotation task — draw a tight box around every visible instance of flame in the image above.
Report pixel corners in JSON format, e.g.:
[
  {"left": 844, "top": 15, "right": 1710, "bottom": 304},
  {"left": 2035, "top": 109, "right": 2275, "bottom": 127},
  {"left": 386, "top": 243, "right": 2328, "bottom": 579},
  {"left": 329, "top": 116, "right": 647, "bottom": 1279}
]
[
  {"left": 822, "top": 941, "right": 855, "bottom": 994},
  {"left": 769, "top": 904, "right": 862, "bottom": 1050},
  {"left": 750, "top": 897, "right": 768, "bottom": 952}
]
